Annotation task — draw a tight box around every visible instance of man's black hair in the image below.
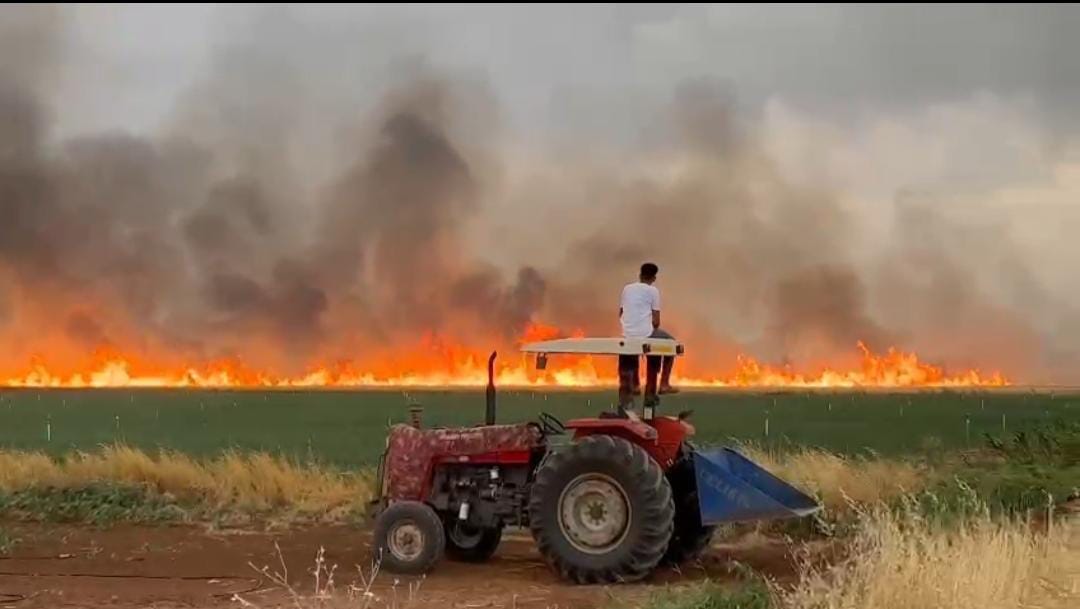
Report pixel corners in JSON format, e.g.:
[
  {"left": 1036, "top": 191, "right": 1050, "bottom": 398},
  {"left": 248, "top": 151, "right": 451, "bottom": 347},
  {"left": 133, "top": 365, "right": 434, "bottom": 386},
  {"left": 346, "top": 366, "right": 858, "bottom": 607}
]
[{"left": 640, "top": 262, "right": 659, "bottom": 280}]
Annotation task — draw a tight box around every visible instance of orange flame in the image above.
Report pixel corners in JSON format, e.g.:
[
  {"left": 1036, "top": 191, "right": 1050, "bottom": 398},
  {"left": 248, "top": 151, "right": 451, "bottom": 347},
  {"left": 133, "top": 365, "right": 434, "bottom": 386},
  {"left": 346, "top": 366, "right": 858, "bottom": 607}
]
[{"left": 0, "top": 324, "right": 1008, "bottom": 389}]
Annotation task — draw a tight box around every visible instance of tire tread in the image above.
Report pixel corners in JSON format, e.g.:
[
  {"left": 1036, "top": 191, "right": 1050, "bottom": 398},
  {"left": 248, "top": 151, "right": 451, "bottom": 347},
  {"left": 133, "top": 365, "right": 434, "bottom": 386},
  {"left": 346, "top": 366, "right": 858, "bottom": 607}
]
[{"left": 528, "top": 435, "right": 674, "bottom": 584}]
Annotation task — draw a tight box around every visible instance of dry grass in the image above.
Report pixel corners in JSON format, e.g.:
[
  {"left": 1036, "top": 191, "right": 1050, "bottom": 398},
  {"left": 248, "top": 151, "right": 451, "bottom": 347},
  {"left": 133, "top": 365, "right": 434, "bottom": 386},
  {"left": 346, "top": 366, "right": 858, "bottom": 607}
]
[
  {"left": 0, "top": 445, "right": 374, "bottom": 520},
  {"left": 778, "top": 505, "right": 1080, "bottom": 609},
  {"left": 740, "top": 445, "right": 931, "bottom": 510},
  {"left": 232, "top": 542, "right": 429, "bottom": 609}
]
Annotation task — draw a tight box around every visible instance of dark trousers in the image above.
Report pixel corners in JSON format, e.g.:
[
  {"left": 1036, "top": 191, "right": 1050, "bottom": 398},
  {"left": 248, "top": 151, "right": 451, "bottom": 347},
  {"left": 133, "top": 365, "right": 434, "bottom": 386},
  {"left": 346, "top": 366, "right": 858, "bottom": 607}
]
[{"left": 617, "top": 329, "right": 676, "bottom": 408}]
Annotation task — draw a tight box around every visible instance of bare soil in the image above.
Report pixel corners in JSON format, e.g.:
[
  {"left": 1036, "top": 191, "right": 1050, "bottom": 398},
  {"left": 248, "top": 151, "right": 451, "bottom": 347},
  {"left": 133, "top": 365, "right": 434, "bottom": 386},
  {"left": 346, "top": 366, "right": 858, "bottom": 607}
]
[{"left": 0, "top": 523, "right": 816, "bottom": 609}]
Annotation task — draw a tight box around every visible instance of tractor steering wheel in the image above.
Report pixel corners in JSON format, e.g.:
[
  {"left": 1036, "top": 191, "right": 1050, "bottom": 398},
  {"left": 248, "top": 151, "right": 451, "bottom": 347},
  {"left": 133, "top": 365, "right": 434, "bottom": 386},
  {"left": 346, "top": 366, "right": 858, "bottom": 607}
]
[{"left": 537, "top": 412, "right": 567, "bottom": 436}]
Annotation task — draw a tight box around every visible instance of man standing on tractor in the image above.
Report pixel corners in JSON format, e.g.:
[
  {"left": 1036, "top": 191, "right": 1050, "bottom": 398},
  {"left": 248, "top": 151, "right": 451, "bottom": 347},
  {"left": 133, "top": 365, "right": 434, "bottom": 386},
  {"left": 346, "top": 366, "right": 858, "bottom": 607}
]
[{"left": 619, "top": 262, "right": 679, "bottom": 407}]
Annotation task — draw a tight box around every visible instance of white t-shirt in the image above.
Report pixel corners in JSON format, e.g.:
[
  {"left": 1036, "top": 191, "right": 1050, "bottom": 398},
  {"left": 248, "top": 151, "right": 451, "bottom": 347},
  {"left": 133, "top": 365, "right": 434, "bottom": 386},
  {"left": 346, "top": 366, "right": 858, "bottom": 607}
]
[{"left": 620, "top": 282, "right": 660, "bottom": 338}]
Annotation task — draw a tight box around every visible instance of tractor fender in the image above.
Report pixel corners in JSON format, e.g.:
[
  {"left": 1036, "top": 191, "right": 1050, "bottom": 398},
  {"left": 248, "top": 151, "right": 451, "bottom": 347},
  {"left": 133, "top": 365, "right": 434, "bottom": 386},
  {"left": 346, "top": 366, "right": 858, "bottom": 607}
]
[
  {"left": 564, "top": 418, "right": 665, "bottom": 467},
  {"left": 564, "top": 417, "right": 658, "bottom": 443}
]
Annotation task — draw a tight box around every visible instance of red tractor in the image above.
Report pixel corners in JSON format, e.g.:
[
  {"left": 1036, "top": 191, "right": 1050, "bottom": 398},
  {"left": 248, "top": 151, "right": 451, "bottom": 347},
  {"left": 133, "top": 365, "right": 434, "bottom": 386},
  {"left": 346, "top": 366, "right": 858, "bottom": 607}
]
[{"left": 370, "top": 338, "right": 818, "bottom": 584}]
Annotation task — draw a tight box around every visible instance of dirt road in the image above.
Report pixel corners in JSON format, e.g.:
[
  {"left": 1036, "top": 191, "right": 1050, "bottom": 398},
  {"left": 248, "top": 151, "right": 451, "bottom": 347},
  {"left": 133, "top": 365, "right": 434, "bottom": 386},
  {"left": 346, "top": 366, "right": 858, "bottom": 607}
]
[{"left": 0, "top": 523, "right": 808, "bottom": 609}]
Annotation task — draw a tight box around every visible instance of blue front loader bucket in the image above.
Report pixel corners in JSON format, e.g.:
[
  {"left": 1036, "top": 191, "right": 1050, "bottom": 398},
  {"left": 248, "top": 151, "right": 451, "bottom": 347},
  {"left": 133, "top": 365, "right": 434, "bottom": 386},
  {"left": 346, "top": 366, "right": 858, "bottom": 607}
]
[{"left": 693, "top": 448, "right": 821, "bottom": 525}]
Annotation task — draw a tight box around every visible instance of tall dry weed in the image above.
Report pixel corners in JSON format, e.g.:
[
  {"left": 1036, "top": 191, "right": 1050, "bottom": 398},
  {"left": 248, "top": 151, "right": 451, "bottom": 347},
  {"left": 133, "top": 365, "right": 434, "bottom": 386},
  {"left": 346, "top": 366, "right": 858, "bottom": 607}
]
[
  {"left": 779, "top": 502, "right": 1080, "bottom": 609},
  {"left": 0, "top": 444, "right": 373, "bottom": 520},
  {"left": 740, "top": 445, "right": 931, "bottom": 510}
]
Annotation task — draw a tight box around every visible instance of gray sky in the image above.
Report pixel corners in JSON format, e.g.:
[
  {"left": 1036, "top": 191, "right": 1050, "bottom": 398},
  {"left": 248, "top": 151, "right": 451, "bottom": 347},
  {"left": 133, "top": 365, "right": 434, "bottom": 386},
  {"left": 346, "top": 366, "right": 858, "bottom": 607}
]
[{"left": 54, "top": 4, "right": 1080, "bottom": 141}]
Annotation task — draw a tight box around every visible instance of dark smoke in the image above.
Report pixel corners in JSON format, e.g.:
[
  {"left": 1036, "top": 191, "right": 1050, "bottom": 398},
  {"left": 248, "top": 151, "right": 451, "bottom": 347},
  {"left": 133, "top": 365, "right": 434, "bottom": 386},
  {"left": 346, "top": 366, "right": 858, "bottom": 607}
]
[
  {"left": 544, "top": 78, "right": 872, "bottom": 369},
  {"left": 0, "top": 5, "right": 1074, "bottom": 382},
  {"left": 330, "top": 105, "right": 477, "bottom": 330},
  {"left": 767, "top": 266, "right": 891, "bottom": 363}
]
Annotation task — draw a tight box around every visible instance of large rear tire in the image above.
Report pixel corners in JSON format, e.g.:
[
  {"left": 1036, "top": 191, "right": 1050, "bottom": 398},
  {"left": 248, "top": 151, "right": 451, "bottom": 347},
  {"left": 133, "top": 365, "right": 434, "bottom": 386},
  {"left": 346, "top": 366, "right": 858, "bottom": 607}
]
[
  {"left": 373, "top": 501, "right": 445, "bottom": 575},
  {"left": 528, "top": 435, "right": 675, "bottom": 584},
  {"left": 445, "top": 522, "right": 503, "bottom": 562}
]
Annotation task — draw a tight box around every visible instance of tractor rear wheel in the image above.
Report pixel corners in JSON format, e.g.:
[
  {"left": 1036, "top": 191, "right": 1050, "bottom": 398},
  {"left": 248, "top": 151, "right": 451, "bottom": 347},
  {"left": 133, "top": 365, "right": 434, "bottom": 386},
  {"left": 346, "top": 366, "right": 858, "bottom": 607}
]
[
  {"left": 445, "top": 522, "right": 503, "bottom": 562},
  {"left": 528, "top": 435, "right": 674, "bottom": 584},
  {"left": 373, "top": 501, "right": 445, "bottom": 575}
]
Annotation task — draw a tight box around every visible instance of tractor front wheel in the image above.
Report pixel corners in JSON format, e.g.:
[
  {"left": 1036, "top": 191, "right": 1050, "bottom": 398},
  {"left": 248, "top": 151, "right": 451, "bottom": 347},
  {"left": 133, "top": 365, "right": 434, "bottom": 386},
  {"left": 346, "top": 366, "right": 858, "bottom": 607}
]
[
  {"left": 445, "top": 522, "right": 503, "bottom": 562},
  {"left": 528, "top": 435, "right": 675, "bottom": 584},
  {"left": 373, "top": 501, "right": 445, "bottom": 575}
]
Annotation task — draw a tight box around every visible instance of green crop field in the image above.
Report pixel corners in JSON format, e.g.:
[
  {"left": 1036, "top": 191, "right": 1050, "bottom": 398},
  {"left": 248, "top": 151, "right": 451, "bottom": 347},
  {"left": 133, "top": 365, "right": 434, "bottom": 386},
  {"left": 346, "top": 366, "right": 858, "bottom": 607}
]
[{"left": 0, "top": 389, "right": 1078, "bottom": 467}]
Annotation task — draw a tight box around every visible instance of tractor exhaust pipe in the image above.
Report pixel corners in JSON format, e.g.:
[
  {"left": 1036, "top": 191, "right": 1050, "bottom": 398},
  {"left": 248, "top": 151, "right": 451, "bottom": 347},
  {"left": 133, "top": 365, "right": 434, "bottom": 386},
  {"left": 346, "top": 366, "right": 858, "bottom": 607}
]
[{"left": 485, "top": 351, "right": 497, "bottom": 425}]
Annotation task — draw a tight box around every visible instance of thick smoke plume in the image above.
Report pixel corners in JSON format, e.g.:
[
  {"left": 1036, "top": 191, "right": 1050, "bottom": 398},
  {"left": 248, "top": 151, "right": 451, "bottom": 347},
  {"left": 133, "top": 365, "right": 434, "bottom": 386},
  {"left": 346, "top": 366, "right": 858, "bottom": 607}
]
[{"left": 1, "top": 5, "right": 1078, "bottom": 382}]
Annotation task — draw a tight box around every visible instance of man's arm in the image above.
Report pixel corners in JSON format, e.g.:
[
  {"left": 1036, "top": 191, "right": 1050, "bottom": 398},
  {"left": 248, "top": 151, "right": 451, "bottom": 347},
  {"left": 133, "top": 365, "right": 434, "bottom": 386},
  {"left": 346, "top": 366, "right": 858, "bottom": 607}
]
[{"left": 651, "top": 287, "right": 661, "bottom": 329}]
